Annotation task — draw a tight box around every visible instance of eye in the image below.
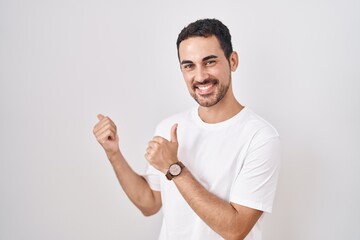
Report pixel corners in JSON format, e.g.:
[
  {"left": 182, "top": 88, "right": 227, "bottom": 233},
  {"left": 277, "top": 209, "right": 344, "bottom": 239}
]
[
  {"left": 182, "top": 63, "right": 194, "bottom": 71},
  {"left": 205, "top": 60, "right": 216, "bottom": 66}
]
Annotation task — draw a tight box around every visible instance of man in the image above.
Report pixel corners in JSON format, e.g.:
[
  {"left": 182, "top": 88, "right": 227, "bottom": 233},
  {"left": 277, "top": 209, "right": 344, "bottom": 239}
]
[{"left": 93, "top": 18, "right": 280, "bottom": 240}]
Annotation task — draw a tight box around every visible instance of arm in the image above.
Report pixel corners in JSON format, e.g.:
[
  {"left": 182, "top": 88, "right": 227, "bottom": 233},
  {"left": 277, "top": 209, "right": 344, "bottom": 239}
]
[
  {"left": 145, "top": 124, "right": 262, "bottom": 239},
  {"left": 93, "top": 114, "right": 161, "bottom": 216},
  {"left": 173, "top": 168, "right": 262, "bottom": 240}
]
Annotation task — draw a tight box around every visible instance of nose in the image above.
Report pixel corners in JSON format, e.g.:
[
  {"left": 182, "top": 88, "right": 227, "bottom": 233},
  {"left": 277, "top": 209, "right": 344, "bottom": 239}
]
[{"left": 194, "top": 66, "right": 209, "bottom": 83}]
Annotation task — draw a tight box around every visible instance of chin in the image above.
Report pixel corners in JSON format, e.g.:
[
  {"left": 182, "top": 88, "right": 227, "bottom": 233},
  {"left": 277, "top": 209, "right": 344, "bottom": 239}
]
[{"left": 195, "top": 96, "right": 221, "bottom": 107}]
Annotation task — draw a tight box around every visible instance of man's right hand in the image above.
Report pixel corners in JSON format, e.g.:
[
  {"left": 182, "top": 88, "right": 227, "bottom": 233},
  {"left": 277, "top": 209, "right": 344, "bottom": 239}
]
[
  {"left": 93, "top": 114, "right": 120, "bottom": 158},
  {"left": 92, "top": 114, "right": 162, "bottom": 216}
]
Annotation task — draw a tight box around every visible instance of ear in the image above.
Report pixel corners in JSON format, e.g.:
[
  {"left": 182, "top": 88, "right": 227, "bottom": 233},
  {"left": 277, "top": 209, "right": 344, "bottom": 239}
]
[{"left": 229, "top": 51, "right": 239, "bottom": 72}]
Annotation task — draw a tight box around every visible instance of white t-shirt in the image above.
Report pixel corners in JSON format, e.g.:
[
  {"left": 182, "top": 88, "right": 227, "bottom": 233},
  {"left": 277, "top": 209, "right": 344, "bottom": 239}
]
[{"left": 144, "top": 107, "right": 281, "bottom": 240}]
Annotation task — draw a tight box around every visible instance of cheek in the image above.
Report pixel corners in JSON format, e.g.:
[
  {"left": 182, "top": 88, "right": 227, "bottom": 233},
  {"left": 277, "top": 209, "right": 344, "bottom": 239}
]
[
  {"left": 212, "top": 65, "right": 226, "bottom": 76},
  {"left": 212, "top": 66, "right": 230, "bottom": 81},
  {"left": 182, "top": 73, "right": 194, "bottom": 87}
]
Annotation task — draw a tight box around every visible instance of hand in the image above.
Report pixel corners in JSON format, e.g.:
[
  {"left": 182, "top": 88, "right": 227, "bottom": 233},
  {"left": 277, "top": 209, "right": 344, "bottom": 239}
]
[
  {"left": 93, "top": 114, "right": 120, "bottom": 158},
  {"left": 145, "top": 124, "right": 179, "bottom": 173}
]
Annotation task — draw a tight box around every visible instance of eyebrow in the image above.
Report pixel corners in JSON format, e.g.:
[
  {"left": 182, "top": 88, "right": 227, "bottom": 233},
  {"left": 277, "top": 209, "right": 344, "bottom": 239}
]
[
  {"left": 180, "top": 55, "right": 218, "bottom": 65},
  {"left": 202, "top": 55, "right": 218, "bottom": 61}
]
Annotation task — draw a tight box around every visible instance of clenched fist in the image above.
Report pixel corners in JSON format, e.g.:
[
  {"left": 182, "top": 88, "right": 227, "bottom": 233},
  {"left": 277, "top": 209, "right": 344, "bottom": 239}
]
[{"left": 93, "top": 114, "right": 120, "bottom": 158}]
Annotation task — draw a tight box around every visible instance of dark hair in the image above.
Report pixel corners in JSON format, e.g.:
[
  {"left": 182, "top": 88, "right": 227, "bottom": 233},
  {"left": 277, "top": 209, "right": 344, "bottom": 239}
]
[{"left": 176, "top": 18, "right": 233, "bottom": 61}]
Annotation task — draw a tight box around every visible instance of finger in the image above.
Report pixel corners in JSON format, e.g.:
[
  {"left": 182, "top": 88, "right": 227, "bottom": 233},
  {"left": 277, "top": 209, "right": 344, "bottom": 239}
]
[
  {"left": 96, "top": 129, "right": 116, "bottom": 143},
  {"left": 151, "top": 136, "right": 166, "bottom": 144},
  {"left": 170, "top": 123, "right": 178, "bottom": 143},
  {"left": 144, "top": 152, "right": 151, "bottom": 161},
  {"left": 147, "top": 140, "right": 159, "bottom": 150},
  {"left": 94, "top": 122, "right": 116, "bottom": 138},
  {"left": 97, "top": 114, "right": 105, "bottom": 121},
  {"left": 93, "top": 117, "right": 116, "bottom": 134},
  {"left": 93, "top": 116, "right": 109, "bottom": 133}
]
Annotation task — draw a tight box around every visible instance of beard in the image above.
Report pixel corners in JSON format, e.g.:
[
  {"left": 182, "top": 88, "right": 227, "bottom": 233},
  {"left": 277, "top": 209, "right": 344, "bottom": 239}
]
[{"left": 190, "top": 78, "right": 230, "bottom": 107}]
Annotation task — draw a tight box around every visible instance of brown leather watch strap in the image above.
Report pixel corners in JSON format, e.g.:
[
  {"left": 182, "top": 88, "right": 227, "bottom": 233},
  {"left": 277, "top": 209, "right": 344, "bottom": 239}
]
[{"left": 165, "top": 161, "right": 185, "bottom": 180}]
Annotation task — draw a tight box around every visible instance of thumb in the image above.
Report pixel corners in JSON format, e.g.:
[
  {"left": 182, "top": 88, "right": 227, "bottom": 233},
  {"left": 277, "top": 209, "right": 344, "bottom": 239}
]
[
  {"left": 97, "top": 114, "right": 105, "bottom": 121},
  {"left": 170, "top": 123, "right": 178, "bottom": 143}
]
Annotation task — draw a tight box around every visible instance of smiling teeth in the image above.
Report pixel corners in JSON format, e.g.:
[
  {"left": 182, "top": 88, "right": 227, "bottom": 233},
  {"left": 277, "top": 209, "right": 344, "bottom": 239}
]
[{"left": 198, "top": 85, "right": 212, "bottom": 90}]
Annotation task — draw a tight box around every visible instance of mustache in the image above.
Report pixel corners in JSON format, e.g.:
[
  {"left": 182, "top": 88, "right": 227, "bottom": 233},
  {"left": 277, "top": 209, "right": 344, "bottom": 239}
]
[{"left": 193, "top": 79, "right": 218, "bottom": 88}]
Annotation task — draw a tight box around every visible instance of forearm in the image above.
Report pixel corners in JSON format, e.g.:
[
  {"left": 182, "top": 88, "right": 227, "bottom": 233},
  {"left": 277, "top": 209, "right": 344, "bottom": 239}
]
[
  {"left": 108, "top": 150, "right": 161, "bottom": 216},
  {"left": 173, "top": 168, "right": 261, "bottom": 240}
]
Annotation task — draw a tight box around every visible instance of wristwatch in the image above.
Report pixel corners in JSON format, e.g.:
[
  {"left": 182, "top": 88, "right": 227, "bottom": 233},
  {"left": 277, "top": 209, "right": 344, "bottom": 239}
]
[{"left": 166, "top": 161, "right": 185, "bottom": 180}]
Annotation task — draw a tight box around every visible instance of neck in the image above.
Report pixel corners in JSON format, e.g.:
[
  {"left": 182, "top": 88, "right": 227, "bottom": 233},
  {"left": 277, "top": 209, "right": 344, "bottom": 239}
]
[{"left": 198, "top": 90, "right": 243, "bottom": 124}]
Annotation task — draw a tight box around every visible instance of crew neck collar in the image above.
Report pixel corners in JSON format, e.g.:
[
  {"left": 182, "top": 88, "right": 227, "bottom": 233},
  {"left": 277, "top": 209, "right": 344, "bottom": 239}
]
[{"left": 191, "top": 106, "right": 248, "bottom": 130}]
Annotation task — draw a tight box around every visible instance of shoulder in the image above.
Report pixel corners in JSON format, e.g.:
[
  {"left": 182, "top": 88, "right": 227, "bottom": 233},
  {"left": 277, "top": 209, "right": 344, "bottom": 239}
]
[
  {"left": 243, "top": 108, "right": 279, "bottom": 139},
  {"left": 246, "top": 108, "right": 279, "bottom": 136}
]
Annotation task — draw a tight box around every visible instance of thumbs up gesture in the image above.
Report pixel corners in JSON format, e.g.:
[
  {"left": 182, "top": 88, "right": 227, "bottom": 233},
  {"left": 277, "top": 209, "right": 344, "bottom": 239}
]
[{"left": 145, "top": 124, "right": 179, "bottom": 173}]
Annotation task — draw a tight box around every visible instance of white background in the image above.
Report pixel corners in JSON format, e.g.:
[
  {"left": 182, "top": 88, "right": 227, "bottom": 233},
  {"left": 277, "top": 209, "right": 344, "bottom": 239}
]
[{"left": 1, "top": 0, "right": 359, "bottom": 239}]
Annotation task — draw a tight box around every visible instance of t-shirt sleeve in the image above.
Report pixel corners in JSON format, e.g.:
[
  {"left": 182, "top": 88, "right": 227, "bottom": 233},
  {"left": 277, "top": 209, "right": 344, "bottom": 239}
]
[
  {"left": 230, "top": 132, "right": 281, "bottom": 213},
  {"left": 143, "top": 163, "right": 162, "bottom": 191},
  {"left": 142, "top": 122, "right": 166, "bottom": 192}
]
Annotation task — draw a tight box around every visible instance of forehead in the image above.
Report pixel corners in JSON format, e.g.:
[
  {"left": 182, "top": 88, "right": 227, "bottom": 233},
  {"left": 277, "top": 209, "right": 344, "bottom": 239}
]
[{"left": 178, "top": 35, "right": 224, "bottom": 61}]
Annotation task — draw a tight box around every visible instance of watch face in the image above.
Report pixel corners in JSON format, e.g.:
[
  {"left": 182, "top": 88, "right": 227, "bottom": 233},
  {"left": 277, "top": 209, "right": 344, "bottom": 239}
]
[{"left": 169, "top": 163, "right": 182, "bottom": 176}]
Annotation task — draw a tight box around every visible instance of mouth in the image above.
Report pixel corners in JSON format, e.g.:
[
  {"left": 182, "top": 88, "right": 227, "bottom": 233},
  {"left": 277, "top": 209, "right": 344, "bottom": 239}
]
[{"left": 194, "top": 80, "right": 218, "bottom": 95}]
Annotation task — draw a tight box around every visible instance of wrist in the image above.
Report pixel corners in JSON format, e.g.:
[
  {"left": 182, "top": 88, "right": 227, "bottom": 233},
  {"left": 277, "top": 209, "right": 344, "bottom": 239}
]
[
  {"left": 106, "top": 149, "right": 122, "bottom": 163},
  {"left": 166, "top": 161, "right": 185, "bottom": 180}
]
